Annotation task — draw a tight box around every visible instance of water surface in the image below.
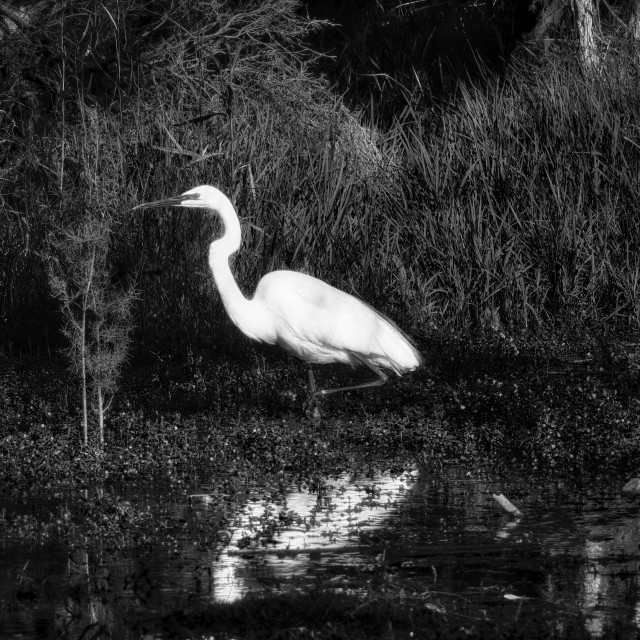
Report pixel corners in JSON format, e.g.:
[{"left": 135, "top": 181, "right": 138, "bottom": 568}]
[{"left": 1, "top": 464, "right": 639, "bottom": 638}]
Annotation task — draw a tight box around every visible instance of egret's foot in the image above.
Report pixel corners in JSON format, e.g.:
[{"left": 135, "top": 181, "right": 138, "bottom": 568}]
[
  {"left": 303, "top": 395, "right": 322, "bottom": 420},
  {"left": 309, "top": 404, "right": 322, "bottom": 420}
]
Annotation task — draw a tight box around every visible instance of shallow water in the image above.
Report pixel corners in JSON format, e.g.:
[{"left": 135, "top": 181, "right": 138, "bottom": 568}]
[{"left": 1, "top": 464, "right": 639, "bottom": 638}]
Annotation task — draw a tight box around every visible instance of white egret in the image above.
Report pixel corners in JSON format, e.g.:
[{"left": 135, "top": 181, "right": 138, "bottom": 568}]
[{"left": 134, "top": 185, "right": 422, "bottom": 409}]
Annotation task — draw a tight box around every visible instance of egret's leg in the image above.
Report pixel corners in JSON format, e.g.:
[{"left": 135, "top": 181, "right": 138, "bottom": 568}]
[
  {"left": 303, "top": 368, "right": 319, "bottom": 413},
  {"left": 304, "top": 354, "right": 389, "bottom": 409},
  {"left": 308, "top": 367, "right": 317, "bottom": 393}
]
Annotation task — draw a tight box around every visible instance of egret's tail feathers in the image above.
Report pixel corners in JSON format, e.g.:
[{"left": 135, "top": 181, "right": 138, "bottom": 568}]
[{"left": 368, "top": 317, "right": 423, "bottom": 375}]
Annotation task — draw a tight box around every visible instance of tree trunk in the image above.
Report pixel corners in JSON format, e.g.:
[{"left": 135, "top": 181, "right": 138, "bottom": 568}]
[
  {"left": 532, "top": 0, "right": 567, "bottom": 42},
  {"left": 80, "top": 247, "right": 97, "bottom": 447},
  {"left": 97, "top": 386, "right": 104, "bottom": 449},
  {"left": 631, "top": 0, "right": 640, "bottom": 40},
  {"left": 573, "top": 0, "right": 600, "bottom": 69},
  {"left": 80, "top": 305, "right": 88, "bottom": 447}
]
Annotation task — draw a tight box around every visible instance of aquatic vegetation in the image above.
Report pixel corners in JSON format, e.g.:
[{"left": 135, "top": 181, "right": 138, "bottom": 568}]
[
  {"left": 2, "top": 335, "right": 640, "bottom": 638},
  {"left": 1, "top": 333, "right": 640, "bottom": 541}
]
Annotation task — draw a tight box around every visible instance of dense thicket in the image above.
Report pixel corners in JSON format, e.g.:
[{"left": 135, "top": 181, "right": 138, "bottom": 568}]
[
  {"left": 2, "top": 0, "right": 640, "bottom": 357},
  {"left": 306, "top": 0, "right": 537, "bottom": 114}
]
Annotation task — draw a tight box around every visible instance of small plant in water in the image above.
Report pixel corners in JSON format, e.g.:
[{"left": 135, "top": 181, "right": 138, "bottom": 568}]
[{"left": 47, "top": 215, "right": 137, "bottom": 448}]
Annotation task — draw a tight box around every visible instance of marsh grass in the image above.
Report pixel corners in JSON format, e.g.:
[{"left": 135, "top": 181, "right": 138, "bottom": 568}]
[
  {"left": 112, "top": 42, "right": 640, "bottom": 344},
  {"left": 2, "top": 1, "right": 640, "bottom": 352},
  {"left": 388, "top": 47, "right": 640, "bottom": 332}
]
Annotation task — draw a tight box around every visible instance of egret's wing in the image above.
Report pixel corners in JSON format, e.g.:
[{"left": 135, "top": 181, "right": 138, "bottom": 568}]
[{"left": 254, "top": 271, "right": 422, "bottom": 372}]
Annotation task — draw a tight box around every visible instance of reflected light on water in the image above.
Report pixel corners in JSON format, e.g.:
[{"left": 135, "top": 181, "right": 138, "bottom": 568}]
[
  {"left": 206, "top": 467, "right": 419, "bottom": 602},
  {"left": 2, "top": 466, "right": 640, "bottom": 638}
]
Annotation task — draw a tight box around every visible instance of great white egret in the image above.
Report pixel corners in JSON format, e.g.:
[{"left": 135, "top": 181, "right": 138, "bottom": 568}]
[{"left": 134, "top": 185, "right": 422, "bottom": 409}]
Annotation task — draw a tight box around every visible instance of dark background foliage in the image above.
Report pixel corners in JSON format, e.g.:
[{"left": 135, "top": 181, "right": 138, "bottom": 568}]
[{"left": 1, "top": 0, "right": 640, "bottom": 358}]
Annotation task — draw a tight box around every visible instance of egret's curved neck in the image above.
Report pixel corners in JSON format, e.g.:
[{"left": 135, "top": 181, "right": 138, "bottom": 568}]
[
  {"left": 210, "top": 195, "right": 242, "bottom": 266},
  {"left": 207, "top": 195, "right": 252, "bottom": 327}
]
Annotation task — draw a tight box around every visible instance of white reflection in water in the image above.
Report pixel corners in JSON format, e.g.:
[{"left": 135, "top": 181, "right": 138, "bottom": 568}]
[
  {"left": 207, "top": 467, "right": 419, "bottom": 602},
  {"left": 5, "top": 467, "right": 640, "bottom": 638},
  {"left": 539, "top": 506, "right": 640, "bottom": 639},
  {"left": 579, "top": 521, "right": 640, "bottom": 638}
]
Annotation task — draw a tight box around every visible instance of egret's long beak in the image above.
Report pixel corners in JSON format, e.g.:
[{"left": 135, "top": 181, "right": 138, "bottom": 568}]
[{"left": 132, "top": 194, "right": 192, "bottom": 211}]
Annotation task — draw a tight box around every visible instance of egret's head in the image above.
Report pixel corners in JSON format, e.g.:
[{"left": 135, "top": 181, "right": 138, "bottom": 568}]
[{"left": 133, "top": 185, "right": 226, "bottom": 211}]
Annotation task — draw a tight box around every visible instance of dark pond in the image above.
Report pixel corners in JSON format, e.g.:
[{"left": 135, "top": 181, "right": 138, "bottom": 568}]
[{"left": 1, "top": 464, "right": 639, "bottom": 638}]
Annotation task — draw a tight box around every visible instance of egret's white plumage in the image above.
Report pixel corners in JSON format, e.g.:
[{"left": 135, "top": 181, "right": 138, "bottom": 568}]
[{"left": 134, "top": 185, "right": 422, "bottom": 408}]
